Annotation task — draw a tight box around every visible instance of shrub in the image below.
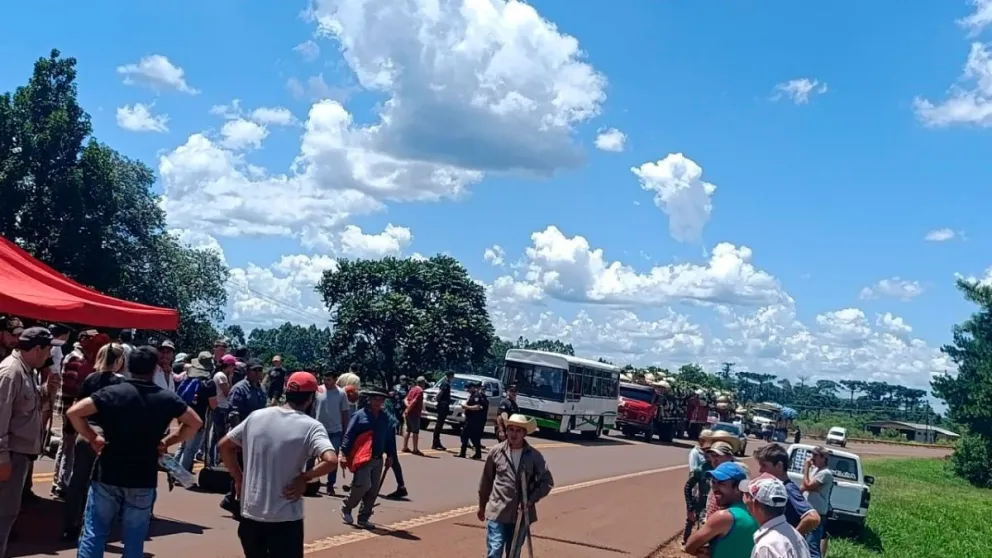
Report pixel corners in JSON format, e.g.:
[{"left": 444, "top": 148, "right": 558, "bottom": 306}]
[{"left": 950, "top": 433, "right": 992, "bottom": 488}]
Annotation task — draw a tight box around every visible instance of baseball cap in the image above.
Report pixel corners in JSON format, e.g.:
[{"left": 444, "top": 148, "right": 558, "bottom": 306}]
[
  {"left": 707, "top": 462, "right": 749, "bottom": 483},
  {"left": 221, "top": 354, "right": 238, "bottom": 366},
  {"left": 416, "top": 376, "right": 427, "bottom": 383},
  {"left": 708, "top": 441, "right": 735, "bottom": 456},
  {"left": 18, "top": 327, "right": 53, "bottom": 348},
  {"left": 158, "top": 339, "right": 176, "bottom": 351},
  {"left": 247, "top": 358, "right": 264, "bottom": 370},
  {"left": 272, "top": 355, "right": 282, "bottom": 363},
  {"left": 286, "top": 371, "right": 319, "bottom": 393},
  {"left": 740, "top": 473, "right": 788, "bottom": 507}
]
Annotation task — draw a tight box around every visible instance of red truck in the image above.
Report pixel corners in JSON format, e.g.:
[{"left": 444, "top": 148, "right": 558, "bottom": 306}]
[
  {"left": 684, "top": 394, "right": 711, "bottom": 440},
  {"left": 616, "top": 382, "right": 678, "bottom": 443}
]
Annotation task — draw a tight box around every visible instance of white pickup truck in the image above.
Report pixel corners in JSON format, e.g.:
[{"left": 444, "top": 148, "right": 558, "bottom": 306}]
[{"left": 787, "top": 443, "right": 874, "bottom": 533}]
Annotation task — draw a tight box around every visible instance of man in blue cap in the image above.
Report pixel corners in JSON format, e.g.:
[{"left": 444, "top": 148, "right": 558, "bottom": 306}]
[{"left": 683, "top": 462, "right": 758, "bottom": 558}]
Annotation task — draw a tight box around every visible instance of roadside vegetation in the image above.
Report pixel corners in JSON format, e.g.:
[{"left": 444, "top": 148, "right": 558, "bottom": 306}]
[{"left": 831, "top": 458, "right": 992, "bottom": 558}]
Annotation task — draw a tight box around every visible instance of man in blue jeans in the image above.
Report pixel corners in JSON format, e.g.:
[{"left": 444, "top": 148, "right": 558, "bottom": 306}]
[
  {"left": 66, "top": 346, "right": 202, "bottom": 558},
  {"left": 312, "top": 371, "right": 349, "bottom": 496}
]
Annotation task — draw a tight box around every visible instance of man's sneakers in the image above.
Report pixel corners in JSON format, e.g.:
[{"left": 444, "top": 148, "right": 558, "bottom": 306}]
[
  {"left": 383, "top": 486, "right": 408, "bottom": 500},
  {"left": 357, "top": 518, "right": 375, "bottom": 529},
  {"left": 219, "top": 496, "right": 241, "bottom": 519},
  {"left": 341, "top": 508, "right": 354, "bottom": 524},
  {"left": 326, "top": 485, "right": 338, "bottom": 497}
]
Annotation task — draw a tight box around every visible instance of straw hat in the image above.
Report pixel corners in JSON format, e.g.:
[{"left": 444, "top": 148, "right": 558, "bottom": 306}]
[
  {"left": 700, "top": 430, "right": 742, "bottom": 453},
  {"left": 505, "top": 414, "right": 537, "bottom": 435}
]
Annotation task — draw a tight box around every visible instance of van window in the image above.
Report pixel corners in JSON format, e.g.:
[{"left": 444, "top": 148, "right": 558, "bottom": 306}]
[{"left": 789, "top": 447, "right": 859, "bottom": 481}]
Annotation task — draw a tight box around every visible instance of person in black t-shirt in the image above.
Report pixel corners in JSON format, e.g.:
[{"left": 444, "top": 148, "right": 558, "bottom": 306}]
[
  {"left": 175, "top": 351, "right": 218, "bottom": 472},
  {"left": 458, "top": 382, "right": 488, "bottom": 459},
  {"left": 60, "top": 343, "right": 126, "bottom": 540},
  {"left": 67, "top": 346, "right": 201, "bottom": 558},
  {"left": 496, "top": 384, "right": 520, "bottom": 442},
  {"left": 432, "top": 371, "right": 455, "bottom": 451}
]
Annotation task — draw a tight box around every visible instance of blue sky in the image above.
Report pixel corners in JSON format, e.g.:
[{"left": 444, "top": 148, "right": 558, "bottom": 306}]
[{"left": 4, "top": 0, "right": 992, "bottom": 391}]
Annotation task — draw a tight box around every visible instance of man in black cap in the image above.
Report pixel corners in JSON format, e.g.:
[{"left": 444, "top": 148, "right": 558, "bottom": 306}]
[
  {"left": 339, "top": 387, "right": 396, "bottom": 529},
  {"left": 496, "top": 384, "right": 520, "bottom": 442},
  {"left": 0, "top": 327, "right": 52, "bottom": 557},
  {"left": 458, "top": 381, "right": 488, "bottom": 459},
  {"left": 220, "top": 358, "right": 267, "bottom": 516},
  {"left": 432, "top": 371, "right": 455, "bottom": 451}
]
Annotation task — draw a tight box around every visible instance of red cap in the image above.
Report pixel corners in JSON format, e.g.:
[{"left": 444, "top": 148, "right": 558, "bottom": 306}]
[
  {"left": 286, "top": 371, "right": 319, "bottom": 393},
  {"left": 221, "top": 354, "right": 238, "bottom": 366}
]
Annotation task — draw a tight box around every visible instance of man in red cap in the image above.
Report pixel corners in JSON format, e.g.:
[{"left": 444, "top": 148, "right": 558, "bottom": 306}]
[{"left": 219, "top": 371, "right": 337, "bottom": 558}]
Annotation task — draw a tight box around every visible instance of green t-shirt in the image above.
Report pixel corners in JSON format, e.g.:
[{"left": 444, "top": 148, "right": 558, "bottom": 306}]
[{"left": 711, "top": 502, "right": 758, "bottom": 558}]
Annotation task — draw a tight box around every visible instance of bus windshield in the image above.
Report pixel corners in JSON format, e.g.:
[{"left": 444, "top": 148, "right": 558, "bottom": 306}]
[
  {"left": 619, "top": 386, "right": 654, "bottom": 404},
  {"left": 505, "top": 361, "right": 566, "bottom": 402}
]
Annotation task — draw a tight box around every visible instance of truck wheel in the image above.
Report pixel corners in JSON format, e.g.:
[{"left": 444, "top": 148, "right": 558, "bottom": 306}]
[
  {"left": 622, "top": 426, "right": 636, "bottom": 438},
  {"left": 644, "top": 425, "right": 655, "bottom": 443}
]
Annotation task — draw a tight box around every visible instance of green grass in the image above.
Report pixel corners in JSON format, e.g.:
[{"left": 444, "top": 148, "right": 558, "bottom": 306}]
[{"left": 830, "top": 458, "right": 992, "bottom": 558}]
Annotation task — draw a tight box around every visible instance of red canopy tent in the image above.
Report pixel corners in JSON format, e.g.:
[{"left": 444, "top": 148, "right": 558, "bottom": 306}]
[{"left": 0, "top": 234, "right": 180, "bottom": 330}]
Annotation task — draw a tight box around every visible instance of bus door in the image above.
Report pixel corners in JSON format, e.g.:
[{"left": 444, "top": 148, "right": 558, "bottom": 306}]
[{"left": 565, "top": 367, "right": 581, "bottom": 415}]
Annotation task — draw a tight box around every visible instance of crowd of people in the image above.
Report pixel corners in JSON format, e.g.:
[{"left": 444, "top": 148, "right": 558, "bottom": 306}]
[
  {"left": 681, "top": 429, "right": 835, "bottom": 558},
  {"left": 0, "top": 317, "right": 545, "bottom": 558}
]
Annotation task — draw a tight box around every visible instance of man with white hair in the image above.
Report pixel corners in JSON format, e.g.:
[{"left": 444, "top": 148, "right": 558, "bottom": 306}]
[{"left": 741, "top": 474, "right": 811, "bottom": 558}]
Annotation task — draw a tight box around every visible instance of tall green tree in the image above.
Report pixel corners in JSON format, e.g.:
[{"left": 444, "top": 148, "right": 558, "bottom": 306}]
[
  {"left": 317, "top": 255, "right": 494, "bottom": 386},
  {"left": 246, "top": 323, "right": 333, "bottom": 372},
  {"left": 932, "top": 278, "right": 992, "bottom": 487},
  {"left": 0, "top": 50, "right": 228, "bottom": 347}
]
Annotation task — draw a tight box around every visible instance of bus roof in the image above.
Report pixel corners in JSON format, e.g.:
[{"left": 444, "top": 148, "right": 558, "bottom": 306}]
[{"left": 504, "top": 348, "right": 621, "bottom": 373}]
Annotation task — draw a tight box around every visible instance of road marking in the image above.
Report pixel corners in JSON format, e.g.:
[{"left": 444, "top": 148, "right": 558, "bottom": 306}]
[
  {"left": 303, "top": 462, "right": 690, "bottom": 554},
  {"left": 29, "top": 443, "right": 578, "bottom": 482}
]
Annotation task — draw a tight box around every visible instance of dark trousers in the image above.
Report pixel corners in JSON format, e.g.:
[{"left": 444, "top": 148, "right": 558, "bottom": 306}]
[
  {"left": 459, "top": 421, "right": 483, "bottom": 457},
  {"left": 432, "top": 406, "right": 450, "bottom": 447},
  {"left": 63, "top": 435, "right": 97, "bottom": 534},
  {"left": 222, "top": 452, "right": 244, "bottom": 509},
  {"left": 238, "top": 517, "right": 303, "bottom": 558},
  {"left": 391, "top": 453, "right": 405, "bottom": 487}
]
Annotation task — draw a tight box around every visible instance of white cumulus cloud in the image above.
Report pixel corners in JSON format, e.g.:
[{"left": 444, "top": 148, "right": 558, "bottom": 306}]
[
  {"left": 117, "top": 55, "right": 199, "bottom": 94},
  {"left": 925, "top": 228, "right": 957, "bottom": 242},
  {"left": 594, "top": 128, "right": 626, "bottom": 152},
  {"left": 631, "top": 153, "right": 717, "bottom": 244},
  {"left": 116, "top": 103, "right": 169, "bottom": 133},
  {"left": 484, "top": 245, "right": 506, "bottom": 266},
  {"left": 859, "top": 278, "right": 924, "bottom": 301}
]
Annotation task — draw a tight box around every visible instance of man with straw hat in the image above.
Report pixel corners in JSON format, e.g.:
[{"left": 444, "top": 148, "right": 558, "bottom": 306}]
[{"left": 478, "top": 414, "right": 554, "bottom": 558}]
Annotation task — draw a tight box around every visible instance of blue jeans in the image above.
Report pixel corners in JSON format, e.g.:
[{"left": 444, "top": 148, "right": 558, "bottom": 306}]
[
  {"left": 486, "top": 520, "right": 528, "bottom": 558},
  {"left": 77, "top": 481, "right": 156, "bottom": 558},
  {"left": 806, "top": 519, "right": 826, "bottom": 558},
  {"left": 178, "top": 427, "right": 206, "bottom": 472},
  {"left": 327, "top": 431, "right": 342, "bottom": 488}
]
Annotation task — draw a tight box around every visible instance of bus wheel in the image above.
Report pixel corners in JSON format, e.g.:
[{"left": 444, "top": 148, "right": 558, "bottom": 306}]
[{"left": 581, "top": 418, "right": 603, "bottom": 440}]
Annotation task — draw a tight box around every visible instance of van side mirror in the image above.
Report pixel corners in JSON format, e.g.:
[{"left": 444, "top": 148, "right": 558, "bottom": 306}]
[{"left": 864, "top": 475, "right": 875, "bottom": 485}]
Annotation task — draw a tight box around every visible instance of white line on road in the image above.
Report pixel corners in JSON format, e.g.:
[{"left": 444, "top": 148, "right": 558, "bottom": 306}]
[{"left": 304, "top": 462, "right": 690, "bottom": 554}]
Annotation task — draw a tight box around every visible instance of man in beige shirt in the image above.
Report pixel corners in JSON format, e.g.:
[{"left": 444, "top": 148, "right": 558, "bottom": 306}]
[
  {"left": 0, "top": 327, "right": 52, "bottom": 557},
  {"left": 477, "top": 414, "right": 554, "bottom": 558}
]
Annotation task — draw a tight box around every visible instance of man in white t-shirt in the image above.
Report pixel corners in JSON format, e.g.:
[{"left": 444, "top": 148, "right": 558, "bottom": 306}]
[
  {"left": 741, "top": 474, "right": 811, "bottom": 558},
  {"left": 801, "top": 446, "right": 834, "bottom": 558},
  {"left": 219, "top": 372, "right": 337, "bottom": 558},
  {"left": 208, "top": 354, "right": 236, "bottom": 466},
  {"left": 312, "top": 371, "right": 349, "bottom": 496}
]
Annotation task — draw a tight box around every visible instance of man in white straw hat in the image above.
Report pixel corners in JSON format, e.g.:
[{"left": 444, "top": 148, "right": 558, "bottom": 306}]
[{"left": 477, "top": 414, "right": 554, "bottom": 558}]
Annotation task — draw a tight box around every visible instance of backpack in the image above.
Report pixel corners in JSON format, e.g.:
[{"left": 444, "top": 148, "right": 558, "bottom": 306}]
[{"left": 177, "top": 377, "right": 201, "bottom": 405}]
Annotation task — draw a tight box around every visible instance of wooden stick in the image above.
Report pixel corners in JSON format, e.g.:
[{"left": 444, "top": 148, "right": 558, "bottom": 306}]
[{"left": 521, "top": 469, "right": 534, "bottom": 558}]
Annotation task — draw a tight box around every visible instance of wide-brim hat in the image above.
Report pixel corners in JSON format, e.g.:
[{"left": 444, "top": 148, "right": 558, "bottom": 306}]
[
  {"left": 505, "top": 414, "right": 537, "bottom": 435},
  {"left": 189, "top": 350, "right": 213, "bottom": 377},
  {"left": 700, "top": 430, "right": 741, "bottom": 453},
  {"left": 363, "top": 388, "right": 389, "bottom": 398}
]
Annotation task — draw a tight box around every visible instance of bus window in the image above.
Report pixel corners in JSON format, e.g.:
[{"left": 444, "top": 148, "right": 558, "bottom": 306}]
[
  {"left": 506, "top": 361, "right": 566, "bottom": 402},
  {"left": 581, "top": 370, "right": 593, "bottom": 396},
  {"left": 566, "top": 372, "right": 581, "bottom": 401}
]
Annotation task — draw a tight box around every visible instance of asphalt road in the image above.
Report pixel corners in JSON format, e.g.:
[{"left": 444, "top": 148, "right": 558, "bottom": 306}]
[{"left": 10, "top": 428, "right": 949, "bottom": 558}]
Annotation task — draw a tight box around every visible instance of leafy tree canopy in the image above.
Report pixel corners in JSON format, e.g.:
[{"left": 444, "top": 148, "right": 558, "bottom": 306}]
[
  {"left": 0, "top": 50, "right": 228, "bottom": 349},
  {"left": 317, "top": 255, "right": 494, "bottom": 386}
]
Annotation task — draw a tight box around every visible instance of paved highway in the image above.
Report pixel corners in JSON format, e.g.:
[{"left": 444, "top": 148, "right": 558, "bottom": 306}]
[{"left": 10, "top": 429, "right": 949, "bottom": 558}]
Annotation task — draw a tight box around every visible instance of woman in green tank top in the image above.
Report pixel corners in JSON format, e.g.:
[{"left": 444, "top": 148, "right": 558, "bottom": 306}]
[{"left": 682, "top": 462, "right": 758, "bottom": 558}]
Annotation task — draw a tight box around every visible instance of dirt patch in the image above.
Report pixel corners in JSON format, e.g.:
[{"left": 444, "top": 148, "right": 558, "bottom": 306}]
[{"left": 647, "top": 533, "right": 688, "bottom": 558}]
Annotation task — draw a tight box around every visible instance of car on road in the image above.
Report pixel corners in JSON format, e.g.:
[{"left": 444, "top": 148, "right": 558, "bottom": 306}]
[
  {"left": 711, "top": 421, "right": 748, "bottom": 456},
  {"left": 787, "top": 443, "right": 873, "bottom": 533},
  {"left": 825, "top": 426, "right": 848, "bottom": 447},
  {"left": 422, "top": 374, "right": 504, "bottom": 434}
]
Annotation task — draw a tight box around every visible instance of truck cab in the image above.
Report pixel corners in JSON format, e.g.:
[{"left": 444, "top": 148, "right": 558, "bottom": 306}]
[
  {"left": 617, "top": 382, "right": 658, "bottom": 440},
  {"left": 786, "top": 443, "right": 873, "bottom": 532}
]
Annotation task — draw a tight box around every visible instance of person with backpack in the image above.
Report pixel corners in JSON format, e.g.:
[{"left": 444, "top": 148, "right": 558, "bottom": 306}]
[{"left": 175, "top": 352, "right": 217, "bottom": 473}]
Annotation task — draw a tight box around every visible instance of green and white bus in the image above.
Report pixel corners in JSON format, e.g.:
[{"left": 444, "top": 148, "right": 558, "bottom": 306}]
[{"left": 501, "top": 349, "right": 621, "bottom": 439}]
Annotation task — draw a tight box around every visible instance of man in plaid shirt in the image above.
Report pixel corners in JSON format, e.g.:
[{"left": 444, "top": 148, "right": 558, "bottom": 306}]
[{"left": 50, "top": 330, "right": 102, "bottom": 498}]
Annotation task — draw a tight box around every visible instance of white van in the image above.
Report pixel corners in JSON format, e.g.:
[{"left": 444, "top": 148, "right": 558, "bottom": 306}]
[{"left": 825, "top": 426, "right": 848, "bottom": 447}]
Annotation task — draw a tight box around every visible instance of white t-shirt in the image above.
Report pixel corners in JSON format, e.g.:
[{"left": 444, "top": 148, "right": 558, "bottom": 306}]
[
  {"left": 804, "top": 467, "right": 834, "bottom": 516},
  {"left": 751, "top": 515, "right": 812, "bottom": 558},
  {"left": 227, "top": 406, "right": 334, "bottom": 523},
  {"left": 153, "top": 365, "right": 174, "bottom": 391},
  {"left": 314, "top": 385, "right": 349, "bottom": 434},
  {"left": 213, "top": 372, "right": 231, "bottom": 407},
  {"left": 510, "top": 448, "right": 523, "bottom": 470},
  {"left": 121, "top": 343, "right": 133, "bottom": 376}
]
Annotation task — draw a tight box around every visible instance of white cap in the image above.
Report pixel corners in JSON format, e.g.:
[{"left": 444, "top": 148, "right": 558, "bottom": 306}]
[{"left": 739, "top": 473, "right": 788, "bottom": 507}]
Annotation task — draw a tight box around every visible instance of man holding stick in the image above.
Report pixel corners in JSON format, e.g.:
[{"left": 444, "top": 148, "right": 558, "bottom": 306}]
[{"left": 477, "top": 414, "right": 554, "bottom": 558}]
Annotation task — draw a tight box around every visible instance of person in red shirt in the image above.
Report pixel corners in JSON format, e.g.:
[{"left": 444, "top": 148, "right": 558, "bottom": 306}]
[{"left": 401, "top": 377, "right": 426, "bottom": 455}]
